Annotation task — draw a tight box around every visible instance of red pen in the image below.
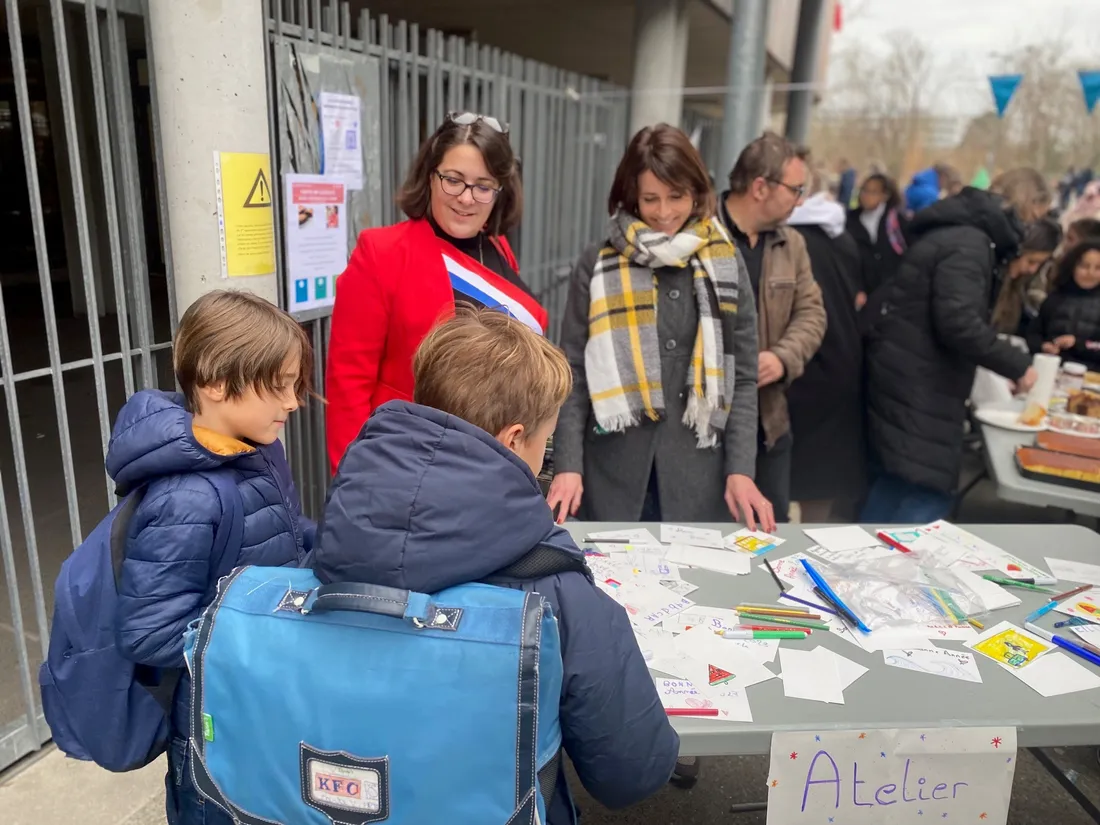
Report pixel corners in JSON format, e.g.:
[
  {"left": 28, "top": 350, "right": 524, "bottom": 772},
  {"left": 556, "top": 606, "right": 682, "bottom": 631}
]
[
  {"left": 666, "top": 708, "right": 720, "bottom": 717},
  {"left": 736, "top": 624, "right": 811, "bottom": 634},
  {"left": 876, "top": 531, "right": 912, "bottom": 554}
]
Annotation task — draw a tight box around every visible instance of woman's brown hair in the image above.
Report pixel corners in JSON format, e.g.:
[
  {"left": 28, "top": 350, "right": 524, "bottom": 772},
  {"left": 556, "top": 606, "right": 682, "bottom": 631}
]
[
  {"left": 607, "top": 124, "right": 716, "bottom": 220},
  {"left": 396, "top": 116, "right": 523, "bottom": 237}
]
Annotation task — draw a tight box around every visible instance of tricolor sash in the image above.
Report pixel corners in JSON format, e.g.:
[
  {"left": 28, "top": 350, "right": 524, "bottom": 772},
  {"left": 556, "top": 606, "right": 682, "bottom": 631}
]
[{"left": 441, "top": 246, "right": 546, "bottom": 335}]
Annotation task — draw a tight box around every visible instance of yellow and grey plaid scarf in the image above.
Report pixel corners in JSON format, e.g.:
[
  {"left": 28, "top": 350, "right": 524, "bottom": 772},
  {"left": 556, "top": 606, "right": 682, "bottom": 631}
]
[{"left": 585, "top": 211, "right": 739, "bottom": 448}]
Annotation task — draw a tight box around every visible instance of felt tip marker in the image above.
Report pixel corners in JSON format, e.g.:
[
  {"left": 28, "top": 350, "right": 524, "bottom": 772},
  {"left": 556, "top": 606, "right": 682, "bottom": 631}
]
[
  {"left": 665, "top": 708, "right": 720, "bottom": 717},
  {"left": 718, "top": 629, "right": 807, "bottom": 640},
  {"left": 1011, "top": 576, "right": 1057, "bottom": 586}
]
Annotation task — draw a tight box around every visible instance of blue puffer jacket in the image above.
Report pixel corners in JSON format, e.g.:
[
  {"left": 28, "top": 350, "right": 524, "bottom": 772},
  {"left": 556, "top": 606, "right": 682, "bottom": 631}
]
[
  {"left": 312, "top": 401, "right": 679, "bottom": 824},
  {"left": 108, "top": 390, "right": 312, "bottom": 733}
]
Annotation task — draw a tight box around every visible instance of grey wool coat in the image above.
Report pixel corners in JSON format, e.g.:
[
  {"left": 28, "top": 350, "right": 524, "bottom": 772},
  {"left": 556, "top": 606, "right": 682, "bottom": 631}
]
[{"left": 553, "top": 243, "right": 760, "bottom": 522}]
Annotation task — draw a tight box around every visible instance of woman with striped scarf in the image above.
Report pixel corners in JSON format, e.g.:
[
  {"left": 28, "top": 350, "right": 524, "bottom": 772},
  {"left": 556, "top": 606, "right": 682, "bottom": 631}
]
[{"left": 548, "top": 124, "right": 774, "bottom": 531}]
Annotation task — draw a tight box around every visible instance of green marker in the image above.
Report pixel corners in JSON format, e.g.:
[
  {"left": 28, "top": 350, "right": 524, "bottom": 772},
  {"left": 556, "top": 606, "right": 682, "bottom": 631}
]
[
  {"left": 718, "top": 629, "right": 806, "bottom": 640},
  {"left": 982, "top": 574, "right": 1055, "bottom": 594},
  {"left": 737, "top": 611, "right": 830, "bottom": 631}
]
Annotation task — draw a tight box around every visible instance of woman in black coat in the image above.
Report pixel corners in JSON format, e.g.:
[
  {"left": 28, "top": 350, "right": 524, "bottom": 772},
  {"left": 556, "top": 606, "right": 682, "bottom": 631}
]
[
  {"left": 847, "top": 174, "right": 909, "bottom": 302},
  {"left": 786, "top": 192, "right": 865, "bottom": 522},
  {"left": 862, "top": 171, "right": 1045, "bottom": 523}
]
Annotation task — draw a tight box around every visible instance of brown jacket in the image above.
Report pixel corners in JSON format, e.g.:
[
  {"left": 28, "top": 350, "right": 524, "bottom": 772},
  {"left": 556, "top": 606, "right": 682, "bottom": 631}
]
[{"left": 719, "top": 212, "right": 827, "bottom": 446}]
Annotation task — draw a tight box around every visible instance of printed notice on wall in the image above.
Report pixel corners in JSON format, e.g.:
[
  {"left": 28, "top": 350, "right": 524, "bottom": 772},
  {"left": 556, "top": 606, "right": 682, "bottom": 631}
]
[
  {"left": 214, "top": 152, "right": 276, "bottom": 278},
  {"left": 319, "top": 92, "right": 363, "bottom": 190},
  {"left": 284, "top": 173, "right": 348, "bottom": 314},
  {"left": 767, "top": 727, "right": 1017, "bottom": 825}
]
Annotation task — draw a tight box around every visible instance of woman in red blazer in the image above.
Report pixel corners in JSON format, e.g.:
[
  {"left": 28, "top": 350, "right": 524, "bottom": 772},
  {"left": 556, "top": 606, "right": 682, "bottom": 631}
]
[{"left": 326, "top": 113, "right": 549, "bottom": 470}]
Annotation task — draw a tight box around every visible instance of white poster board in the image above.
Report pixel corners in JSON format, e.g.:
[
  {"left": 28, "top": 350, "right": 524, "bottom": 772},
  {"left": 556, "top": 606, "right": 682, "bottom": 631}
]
[
  {"left": 767, "top": 727, "right": 1017, "bottom": 824},
  {"left": 284, "top": 174, "right": 348, "bottom": 314}
]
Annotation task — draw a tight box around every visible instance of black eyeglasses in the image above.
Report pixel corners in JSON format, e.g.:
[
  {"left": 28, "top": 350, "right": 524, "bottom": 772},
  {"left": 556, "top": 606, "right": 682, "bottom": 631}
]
[
  {"left": 768, "top": 178, "right": 807, "bottom": 198},
  {"left": 447, "top": 111, "right": 509, "bottom": 135},
  {"left": 434, "top": 170, "right": 501, "bottom": 204}
]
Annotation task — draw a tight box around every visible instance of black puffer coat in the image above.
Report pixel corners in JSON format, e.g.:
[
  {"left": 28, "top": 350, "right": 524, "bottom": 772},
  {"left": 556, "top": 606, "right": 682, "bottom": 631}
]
[{"left": 865, "top": 188, "right": 1032, "bottom": 493}]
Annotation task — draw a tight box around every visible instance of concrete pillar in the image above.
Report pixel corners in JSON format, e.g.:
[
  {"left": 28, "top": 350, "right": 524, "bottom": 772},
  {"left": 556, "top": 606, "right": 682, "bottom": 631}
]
[
  {"left": 759, "top": 76, "right": 776, "bottom": 134},
  {"left": 629, "top": 0, "right": 690, "bottom": 136},
  {"left": 146, "top": 0, "right": 277, "bottom": 313},
  {"left": 720, "top": 0, "right": 770, "bottom": 175},
  {"left": 785, "top": 0, "right": 826, "bottom": 146}
]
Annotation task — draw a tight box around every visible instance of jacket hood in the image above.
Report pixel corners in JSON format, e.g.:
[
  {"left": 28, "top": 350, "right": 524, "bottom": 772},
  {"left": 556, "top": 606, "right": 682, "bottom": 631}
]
[
  {"left": 905, "top": 168, "right": 942, "bottom": 213},
  {"left": 313, "top": 401, "right": 581, "bottom": 593},
  {"left": 105, "top": 390, "right": 249, "bottom": 491},
  {"left": 908, "top": 187, "right": 1023, "bottom": 258},
  {"left": 787, "top": 193, "right": 847, "bottom": 238}
]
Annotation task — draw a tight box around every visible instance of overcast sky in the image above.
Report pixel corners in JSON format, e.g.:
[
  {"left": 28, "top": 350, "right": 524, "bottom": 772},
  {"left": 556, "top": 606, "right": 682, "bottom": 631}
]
[{"left": 828, "top": 0, "right": 1100, "bottom": 115}]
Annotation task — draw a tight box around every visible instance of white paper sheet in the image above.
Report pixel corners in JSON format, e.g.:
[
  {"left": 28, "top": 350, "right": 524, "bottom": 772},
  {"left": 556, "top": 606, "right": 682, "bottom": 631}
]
[
  {"left": 660, "top": 579, "right": 699, "bottom": 597},
  {"left": 1045, "top": 557, "right": 1100, "bottom": 586},
  {"left": 806, "top": 543, "right": 895, "bottom": 565},
  {"left": 613, "top": 581, "right": 695, "bottom": 628},
  {"left": 585, "top": 528, "right": 660, "bottom": 545},
  {"left": 818, "top": 647, "right": 869, "bottom": 691},
  {"left": 725, "top": 529, "right": 785, "bottom": 556},
  {"left": 766, "top": 727, "right": 1017, "bottom": 825},
  {"left": 1012, "top": 652, "right": 1100, "bottom": 697},
  {"left": 319, "top": 92, "right": 363, "bottom": 189},
  {"left": 665, "top": 544, "right": 752, "bottom": 576},
  {"left": 762, "top": 553, "right": 816, "bottom": 589},
  {"left": 1073, "top": 625, "right": 1100, "bottom": 644},
  {"left": 668, "top": 607, "right": 743, "bottom": 633},
  {"left": 965, "top": 621, "right": 1052, "bottom": 672},
  {"left": 779, "top": 647, "right": 844, "bottom": 704},
  {"left": 949, "top": 565, "right": 1022, "bottom": 611},
  {"left": 654, "top": 677, "right": 753, "bottom": 722},
  {"left": 803, "top": 525, "right": 881, "bottom": 553},
  {"left": 673, "top": 626, "right": 781, "bottom": 682},
  {"left": 660, "top": 524, "right": 725, "bottom": 548},
  {"left": 881, "top": 648, "right": 983, "bottom": 683},
  {"left": 1051, "top": 588, "right": 1100, "bottom": 624}
]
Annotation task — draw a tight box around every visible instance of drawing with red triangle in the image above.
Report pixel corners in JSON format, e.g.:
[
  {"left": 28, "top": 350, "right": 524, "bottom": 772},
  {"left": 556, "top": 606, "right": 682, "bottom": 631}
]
[{"left": 708, "top": 663, "right": 735, "bottom": 686}]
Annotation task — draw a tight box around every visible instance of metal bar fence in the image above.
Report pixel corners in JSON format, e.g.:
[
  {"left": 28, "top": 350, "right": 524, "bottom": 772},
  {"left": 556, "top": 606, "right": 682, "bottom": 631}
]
[
  {"left": 265, "top": 2, "right": 630, "bottom": 518},
  {"left": 0, "top": 0, "right": 172, "bottom": 771}
]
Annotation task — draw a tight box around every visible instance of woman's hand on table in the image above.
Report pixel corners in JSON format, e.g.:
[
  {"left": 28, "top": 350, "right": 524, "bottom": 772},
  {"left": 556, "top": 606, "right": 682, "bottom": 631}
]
[
  {"left": 547, "top": 472, "right": 584, "bottom": 525},
  {"left": 724, "top": 474, "right": 776, "bottom": 533}
]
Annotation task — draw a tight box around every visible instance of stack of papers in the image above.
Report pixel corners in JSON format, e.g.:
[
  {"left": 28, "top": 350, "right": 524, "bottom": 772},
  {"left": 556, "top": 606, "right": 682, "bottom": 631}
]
[
  {"left": 1045, "top": 557, "right": 1100, "bottom": 586},
  {"left": 778, "top": 646, "right": 868, "bottom": 704}
]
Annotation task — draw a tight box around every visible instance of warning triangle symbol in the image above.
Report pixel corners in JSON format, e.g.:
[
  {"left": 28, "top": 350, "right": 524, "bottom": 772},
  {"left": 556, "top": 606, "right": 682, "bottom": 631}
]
[
  {"left": 708, "top": 663, "right": 735, "bottom": 686},
  {"left": 243, "top": 169, "right": 272, "bottom": 208}
]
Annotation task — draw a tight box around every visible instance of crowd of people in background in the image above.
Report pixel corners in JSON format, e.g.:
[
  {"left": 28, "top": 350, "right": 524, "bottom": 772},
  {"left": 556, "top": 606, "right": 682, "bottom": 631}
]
[{"left": 324, "top": 115, "right": 1100, "bottom": 536}]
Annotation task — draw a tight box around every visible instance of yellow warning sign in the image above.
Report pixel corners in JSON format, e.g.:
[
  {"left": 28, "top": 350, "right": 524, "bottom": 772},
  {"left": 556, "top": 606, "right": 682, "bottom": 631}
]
[{"left": 215, "top": 152, "right": 275, "bottom": 278}]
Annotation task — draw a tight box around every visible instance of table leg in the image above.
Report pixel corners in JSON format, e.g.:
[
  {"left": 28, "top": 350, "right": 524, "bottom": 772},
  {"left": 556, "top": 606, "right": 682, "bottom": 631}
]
[
  {"left": 729, "top": 802, "right": 768, "bottom": 814},
  {"left": 1029, "top": 747, "right": 1100, "bottom": 824}
]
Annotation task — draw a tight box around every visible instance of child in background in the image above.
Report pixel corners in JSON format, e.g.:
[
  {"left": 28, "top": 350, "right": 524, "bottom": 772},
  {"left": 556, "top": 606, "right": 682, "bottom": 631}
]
[
  {"left": 990, "top": 219, "right": 1061, "bottom": 336},
  {"left": 1065, "top": 217, "right": 1100, "bottom": 250},
  {"left": 311, "top": 306, "right": 680, "bottom": 824},
  {"left": 109, "top": 290, "right": 314, "bottom": 825},
  {"left": 1029, "top": 240, "right": 1100, "bottom": 370}
]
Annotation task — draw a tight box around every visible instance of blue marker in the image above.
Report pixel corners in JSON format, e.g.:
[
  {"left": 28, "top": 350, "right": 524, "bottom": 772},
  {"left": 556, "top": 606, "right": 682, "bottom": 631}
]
[
  {"left": 1025, "top": 600, "right": 1060, "bottom": 624},
  {"left": 800, "top": 559, "right": 872, "bottom": 634}
]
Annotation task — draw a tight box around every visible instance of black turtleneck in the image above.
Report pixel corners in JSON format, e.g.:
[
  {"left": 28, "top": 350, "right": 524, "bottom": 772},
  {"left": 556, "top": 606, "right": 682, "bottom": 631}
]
[{"left": 427, "top": 215, "right": 535, "bottom": 307}]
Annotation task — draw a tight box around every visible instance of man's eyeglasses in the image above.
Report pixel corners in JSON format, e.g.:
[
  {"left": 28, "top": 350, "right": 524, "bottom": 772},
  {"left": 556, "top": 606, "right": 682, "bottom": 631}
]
[
  {"left": 434, "top": 170, "right": 501, "bottom": 204},
  {"left": 768, "top": 178, "right": 807, "bottom": 199},
  {"left": 447, "top": 111, "right": 509, "bottom": 135}
]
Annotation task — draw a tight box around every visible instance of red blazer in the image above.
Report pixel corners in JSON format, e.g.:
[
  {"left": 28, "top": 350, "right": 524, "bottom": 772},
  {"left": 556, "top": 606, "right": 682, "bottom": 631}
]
[{"left": 325, "top": 218, "right": 545, "bottom": 471}]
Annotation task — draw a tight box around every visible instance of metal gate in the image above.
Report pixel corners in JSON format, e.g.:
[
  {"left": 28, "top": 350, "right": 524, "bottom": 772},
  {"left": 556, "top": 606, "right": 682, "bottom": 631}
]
[
  {"left": 264, "top": 1, "right": 631, "bottom": 518},
  {"left": 0, "top": 0, "right": 172, "bottom": 771}
]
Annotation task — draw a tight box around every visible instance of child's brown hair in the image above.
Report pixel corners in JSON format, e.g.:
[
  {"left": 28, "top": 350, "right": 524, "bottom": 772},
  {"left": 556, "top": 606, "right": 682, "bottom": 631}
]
[
  {"left": 173, "top": 290, "right": 313, "bottom": 412},
  {"left": 413, "top": 305, "right": 572, "bottom": 436}
]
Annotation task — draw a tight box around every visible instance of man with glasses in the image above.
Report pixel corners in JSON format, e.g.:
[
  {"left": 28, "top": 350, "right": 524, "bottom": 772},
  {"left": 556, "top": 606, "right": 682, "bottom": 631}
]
[{"left": 716, "top": 132, "right": 826, "bottom": 523}]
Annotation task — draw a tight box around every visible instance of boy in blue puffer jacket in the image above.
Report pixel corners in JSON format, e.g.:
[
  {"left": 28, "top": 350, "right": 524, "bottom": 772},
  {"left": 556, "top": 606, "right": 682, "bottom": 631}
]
[
  {"left": 312, "top": 307, "right": 680, "bottom": 824},
  {"left": 108, "top": 290, "right": 314, "bottom": 825}
]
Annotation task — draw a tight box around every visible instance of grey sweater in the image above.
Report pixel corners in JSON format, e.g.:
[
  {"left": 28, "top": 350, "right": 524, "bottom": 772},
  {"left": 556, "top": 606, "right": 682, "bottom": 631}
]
[{"left": 553, "top": 244, "right": 759, "bottom": 521}]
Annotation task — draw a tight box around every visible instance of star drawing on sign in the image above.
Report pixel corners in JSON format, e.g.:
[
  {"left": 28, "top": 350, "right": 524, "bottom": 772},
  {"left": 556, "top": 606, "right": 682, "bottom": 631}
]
[
  {"left": 790, "top": 752, "right": 798, "bottom": 760},
  {"left": 770, "top": 780, "right": 779, "bottom": 788},
  {"left": 858, "top": 733, "right": 866, "bottom": 739},
  {"left": 1007, "top": 757, "right": 1013, "bottom": 763},
  {"left": 921, "top": 734, "right": 927, "bottom": 741},
  {"left": 815, "top": 735, "right": 821, "bottom": 742},
  {"left": 918, "top": 810, "right": 923, "bottom": 816},
  {"left": 991, "top": 737, "right": 1002, "bottom": 748},
  {"left": 943, "top": 814, "right": 948, "bottom": 819},
  {"left": 980, "top": 815, "right": 988, "bottom": 820},
  {"left": 880, "top": 751, "right": 887, "bottom": 758}
]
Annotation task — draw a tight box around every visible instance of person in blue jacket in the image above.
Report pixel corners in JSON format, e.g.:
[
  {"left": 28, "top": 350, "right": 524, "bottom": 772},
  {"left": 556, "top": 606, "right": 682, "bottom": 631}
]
[
  {"left": 110, "top": 290, "right": 315, "bottom": 825},
  {"left": 312, "top": 306, "right": 680, "bottom": 824}
]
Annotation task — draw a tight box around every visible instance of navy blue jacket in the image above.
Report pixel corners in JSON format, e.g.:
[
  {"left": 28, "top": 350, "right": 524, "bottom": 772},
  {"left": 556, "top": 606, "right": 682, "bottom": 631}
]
[
  {"left": 312, "top": 401, "right": 679, "bottom": 824},
  {"left": 108, "top": 390, "right": 312, "bottom": 732}
]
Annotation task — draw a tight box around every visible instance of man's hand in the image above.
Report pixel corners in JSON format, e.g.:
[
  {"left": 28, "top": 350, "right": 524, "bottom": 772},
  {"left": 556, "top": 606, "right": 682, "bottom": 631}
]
[
  {"left": 1054, "top": 334, "right": 1076, "bottom": 351},
  {"left": 757, "top": 351, "right": 785, "bottom": 388},
  {"left": 1012, "top": 366, "right": 1039, "bottom": 395},
  {"left": 546, "top": 472, "right": 583, "bottom": 525},
  {"left": 724, "top": 474, "right": 776, "bottom": 533},
  {"left": 855, "top": 291, "right": 868, "bottom": 310}
]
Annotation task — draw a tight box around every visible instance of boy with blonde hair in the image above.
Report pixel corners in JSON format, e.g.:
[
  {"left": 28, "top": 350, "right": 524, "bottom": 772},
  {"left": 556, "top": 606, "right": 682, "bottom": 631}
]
[
  {"left": 109, "top": 290, "right": 314, "bottom": 825},
  {"left": 313, "top": 306, "right": 679, "bottom": 824}
]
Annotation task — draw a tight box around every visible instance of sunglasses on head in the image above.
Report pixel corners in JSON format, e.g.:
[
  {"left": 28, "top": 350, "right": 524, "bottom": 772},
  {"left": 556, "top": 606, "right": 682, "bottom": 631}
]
[{"left": 447, "top": 111, "right": 509, "bottom": 135}]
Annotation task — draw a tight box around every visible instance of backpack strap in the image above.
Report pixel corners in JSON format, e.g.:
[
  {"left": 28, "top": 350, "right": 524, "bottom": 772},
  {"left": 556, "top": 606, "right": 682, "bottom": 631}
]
[
  {"left": 483, "top": 544, "right": 593, "bottom": 585},
  {"left": 201, "top": 472, "right": 245, "bottom": 582}
]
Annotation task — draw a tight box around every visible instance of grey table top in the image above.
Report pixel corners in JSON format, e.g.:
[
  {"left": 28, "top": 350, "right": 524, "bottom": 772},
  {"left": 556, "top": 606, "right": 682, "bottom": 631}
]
[
  {"left": 980, "top": 424, "right": 1100, "bottom": 517},
  {"left": 566, "top": 521, "right": 1100, "bottom": 756}
]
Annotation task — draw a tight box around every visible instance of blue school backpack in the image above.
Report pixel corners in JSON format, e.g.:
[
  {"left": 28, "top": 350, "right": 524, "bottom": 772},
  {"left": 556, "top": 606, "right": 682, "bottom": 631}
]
[
  {"left": 183, "top": 549, "right": 589, "bottom": 824},
  {"left": 38, "top": 473, "right": 242, "bottom": 772}
]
